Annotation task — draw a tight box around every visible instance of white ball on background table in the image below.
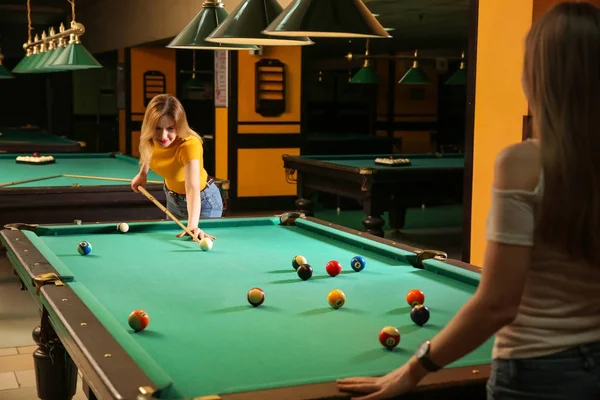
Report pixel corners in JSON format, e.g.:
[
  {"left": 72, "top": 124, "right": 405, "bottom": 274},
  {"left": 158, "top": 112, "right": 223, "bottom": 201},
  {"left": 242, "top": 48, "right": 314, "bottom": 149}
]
[
  {"left": 117, "top": 222, "right": 129, "bottom": 233},
  {"left": 200, "top": 237, "right": 213, "bottom": 251}
]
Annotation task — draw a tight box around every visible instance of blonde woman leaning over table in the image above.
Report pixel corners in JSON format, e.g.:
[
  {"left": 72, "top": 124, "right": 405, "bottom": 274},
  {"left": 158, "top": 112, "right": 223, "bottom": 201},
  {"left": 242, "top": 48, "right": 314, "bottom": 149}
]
[
  {"left": 337, "top": 2, "right": 600, "bottom": 399},
  {"left": 131, "top": 94, "right": 222, "bottom": 241}
]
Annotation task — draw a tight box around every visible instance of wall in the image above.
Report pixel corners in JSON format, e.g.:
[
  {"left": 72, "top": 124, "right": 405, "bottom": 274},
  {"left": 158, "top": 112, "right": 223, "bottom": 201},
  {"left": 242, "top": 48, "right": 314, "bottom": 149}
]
[
  {"left": 78, "top": 0, "right": 294, "bottom": 54},
  {"left": 469, "top": 0, "right": 533, "bottom": 266}
]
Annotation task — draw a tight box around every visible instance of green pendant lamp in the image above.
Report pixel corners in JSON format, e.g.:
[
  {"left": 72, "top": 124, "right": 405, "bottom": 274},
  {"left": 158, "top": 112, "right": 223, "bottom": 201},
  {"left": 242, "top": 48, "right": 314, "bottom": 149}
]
[
  {"left": 168, "top": 0, "right": 259, "bottom": 50},
  {"left": 350, "top": 40, "right": 378, "bottom": 84},
  {"left": 263, "top": 0, "right": 391, "bottom": 38},
  {"left": 445, "top": 51, "right": 467, "bottom": 85},
  {"left": 398, "top": 50, "right": 431, "bottom": 85},
  {"left": 48, "top": 22, "right": 101, "bottom": 70},
  {"left": 13, "top": 36, "right": 42, "bottom": 74},
  {"left": 0, "top": 39, "right": 14, "bottom": 79},
  {"left": 206, "top": 0, "right": 313, "bottom": 46}
]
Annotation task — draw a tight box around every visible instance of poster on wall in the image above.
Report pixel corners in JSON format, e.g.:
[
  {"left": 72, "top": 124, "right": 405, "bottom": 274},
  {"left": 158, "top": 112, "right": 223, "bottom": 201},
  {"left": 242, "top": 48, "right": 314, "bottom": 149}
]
[{"left": 214, "top": 50, "right": 228, "bottom": 108}]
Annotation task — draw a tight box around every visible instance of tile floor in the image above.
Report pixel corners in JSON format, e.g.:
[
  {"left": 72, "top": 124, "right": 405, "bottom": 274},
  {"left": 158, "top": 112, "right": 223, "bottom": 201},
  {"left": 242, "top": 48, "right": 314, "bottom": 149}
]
[{"left": 0, "top": 255, "right": 87, "bottom": 399}]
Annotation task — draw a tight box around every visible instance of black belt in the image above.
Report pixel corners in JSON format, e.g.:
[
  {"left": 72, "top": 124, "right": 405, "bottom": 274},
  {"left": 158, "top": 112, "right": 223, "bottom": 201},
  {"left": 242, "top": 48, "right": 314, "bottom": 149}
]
[{"left": 165, "top": 178, "right": 214, "bottom": 200}]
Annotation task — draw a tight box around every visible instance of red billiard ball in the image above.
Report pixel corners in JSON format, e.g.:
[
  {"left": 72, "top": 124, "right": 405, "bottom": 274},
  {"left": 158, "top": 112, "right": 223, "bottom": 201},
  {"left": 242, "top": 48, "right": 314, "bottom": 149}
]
[
  {"left": 128, "top": 309, "right": 150, "bottom": 332},
  {"left": 325, "top": 260, "right": 342, "bottom": 277},
  {"left": 410, "top": 304, "right": 430, "bottom": 326},
  {"left": 33, "top": 152, "right": 40, "bottom": 157},
  {"left": 247, "top": 287, "right": 265, "bottom": 307},
  {"left": 406, "top": 289, "right": 425, "bottom": 307},
  {"left": 297, "top": 264, "right": 313, "bottom": 281},
  {"left": 379, "top": 326, "right": 401, "bottom": 350}
]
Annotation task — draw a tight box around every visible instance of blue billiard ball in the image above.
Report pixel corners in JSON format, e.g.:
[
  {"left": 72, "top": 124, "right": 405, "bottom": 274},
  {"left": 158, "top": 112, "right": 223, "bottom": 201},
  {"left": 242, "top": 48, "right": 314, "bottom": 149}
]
[
  {"left": 350, "top": 256, "right": 366, "bottom": 272},
  {"left": 77, "top": 241, "right": 92, "bottom": 256},
  {"left": 410, "top": 304, "right": 430, "bottom": 326}
]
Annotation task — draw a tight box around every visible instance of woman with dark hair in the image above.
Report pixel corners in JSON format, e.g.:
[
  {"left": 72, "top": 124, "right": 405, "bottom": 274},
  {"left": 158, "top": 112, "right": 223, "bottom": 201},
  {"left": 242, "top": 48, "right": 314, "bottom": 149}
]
[{"left": 337, "top": 2, "right": 600, "bottom": 399}]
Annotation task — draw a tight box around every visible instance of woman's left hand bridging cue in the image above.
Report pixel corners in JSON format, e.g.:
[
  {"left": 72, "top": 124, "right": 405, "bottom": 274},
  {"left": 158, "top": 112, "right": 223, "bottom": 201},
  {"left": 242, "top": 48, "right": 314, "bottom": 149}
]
[{"left": 176, "top": 227, "right": 216, "bottom": 241}]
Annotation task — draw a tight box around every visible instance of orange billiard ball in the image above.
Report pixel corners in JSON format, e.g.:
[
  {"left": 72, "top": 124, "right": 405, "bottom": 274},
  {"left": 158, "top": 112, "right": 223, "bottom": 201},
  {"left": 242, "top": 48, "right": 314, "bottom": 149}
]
[
  {"left": 128, "top": 309, "right": 150, "bottom": 332},
  {"left": 406, "top": 289, "right": 425, "bottom": 307},
  {"left": 247, "top": 287, "right": 265, "bottom": 307},
  {"left": 379, "top": 326, "right": 401, "bottom": 350},
  {"left": 327, "top": 289, "right": 346, "bottom": 309}
]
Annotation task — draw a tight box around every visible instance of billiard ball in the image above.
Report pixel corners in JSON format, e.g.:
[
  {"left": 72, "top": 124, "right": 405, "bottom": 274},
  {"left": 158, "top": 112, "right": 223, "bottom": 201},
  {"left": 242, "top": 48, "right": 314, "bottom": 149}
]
[
  {"left": 77, "top": 241, "right": 92, "bottom": 256},
  {"left": 406, "top": 289, "right": 425, "bottom": 306},
  {"left": 117, "top": 222, "right": 129, "bottom": 233},
  {"left": 33, "top": 152, "right": 40, "bottom": 157},
  {"left": 325, "top": 260, "right": 342, "bottom": 277},
  {"left": 292, "top": 255, "right": 307, "bottom": 270},
  {"left": 350, "top": 256, "right": 366, "bottom": 272},
  {"left": 200, "top": 237, "right": 213, "bottom": 251},
  {"left": 410, "top": 304, "right": 430, "bottom": 326},
  {"left": 297, "top": 264, "right": 313, "bottom": 280},
  {"left": 247, "top": 287, "right": 265, "bottom": 307},
  {"left": 327, "top": 289, "right": 346, "bottom": 309},
  {"left": 128, "top": 309, "right": 150, "bottom": 332},
  {"left": 379, "top": 326, "right": 401, "bottom": 350}
]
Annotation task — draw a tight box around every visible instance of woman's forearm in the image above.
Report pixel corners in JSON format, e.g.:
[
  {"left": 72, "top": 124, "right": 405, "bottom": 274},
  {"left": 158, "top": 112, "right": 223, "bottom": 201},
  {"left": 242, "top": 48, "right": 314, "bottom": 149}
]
[
  {"left": 186, "top": 188, "right": 201, "bottom": 229},
  {"left": 407, "top": 295, "right": 514, "bottom": 378},
  {"left": 140, "top": 164, "right": 150, "bottom": 175}
]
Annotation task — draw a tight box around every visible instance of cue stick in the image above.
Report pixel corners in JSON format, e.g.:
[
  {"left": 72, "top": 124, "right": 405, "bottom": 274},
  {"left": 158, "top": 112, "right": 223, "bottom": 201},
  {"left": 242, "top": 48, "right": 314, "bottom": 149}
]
[
  {"left": 0, "top": 175, "right": 62, "bottom": 188},
  {"left": 63, "top": 174, "right": 163, "bottom": 184},
  {"left": 136, "top": 186, "right": 203, "bottom": 246}
]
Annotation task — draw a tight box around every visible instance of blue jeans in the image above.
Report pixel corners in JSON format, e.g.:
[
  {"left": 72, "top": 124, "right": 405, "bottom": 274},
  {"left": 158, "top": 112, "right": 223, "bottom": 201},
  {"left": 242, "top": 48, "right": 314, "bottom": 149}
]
[
  {"left": 163, "top": 181, "right": 223, "bottom": 220},
  {"left": 487, "top": 342, "right": 600, "bottom": 400}
]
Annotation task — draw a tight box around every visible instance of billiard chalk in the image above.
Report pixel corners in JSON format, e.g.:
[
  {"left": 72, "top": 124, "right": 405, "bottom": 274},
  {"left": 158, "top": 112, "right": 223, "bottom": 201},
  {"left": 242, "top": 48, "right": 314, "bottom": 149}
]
[{"left": 200, "top": 237, "right": 213, "bottom": 251}]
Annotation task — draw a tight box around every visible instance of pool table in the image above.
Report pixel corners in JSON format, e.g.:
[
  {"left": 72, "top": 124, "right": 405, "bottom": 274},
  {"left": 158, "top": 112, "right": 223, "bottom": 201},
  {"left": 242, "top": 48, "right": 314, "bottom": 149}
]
[
  {"left": 282, "top": 153, "right": 465, "bottom": 237},
  {"left": 0, "top": 153, "right": 169, "bottom": 228},
  {"left": 0, "top": 128, "right": 83, "bottom": 153},
  {"left": 1, "top": 214, "right": 491, "bottom": 400}
]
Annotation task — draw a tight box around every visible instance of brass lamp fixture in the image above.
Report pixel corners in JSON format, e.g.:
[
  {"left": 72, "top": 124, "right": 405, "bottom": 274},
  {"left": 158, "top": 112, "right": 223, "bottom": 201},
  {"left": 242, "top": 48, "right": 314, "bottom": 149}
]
[
  {"left": 168, "top": 0, "right": 259, "bottom": 50},
  {"left": 13, "top": 0, "right": 101, "bottom": 73},
  {"left": 206, "top": 0, "right": 314, "bottom": 46},
  {"left": 350, "top": 39, "right": 378, "bottom": 84},
  {"left": 263, "top": 0, "right": 391, "bottom": 39},
  {"left": 445, "top": 51, "right": 467, "bottom": 85},
  {"left": 398, "top": 50, "right": 431, "bottom": 85}
]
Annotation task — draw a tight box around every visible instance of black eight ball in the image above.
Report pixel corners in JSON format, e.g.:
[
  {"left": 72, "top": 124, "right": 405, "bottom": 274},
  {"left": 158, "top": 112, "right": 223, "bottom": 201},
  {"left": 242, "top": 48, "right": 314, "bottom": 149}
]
[
  {"left": 297, "top": 264, "right": 313, "bottom": 281},
  {"left": 410, "top": 304, "right": 430, "bottom": 326}
]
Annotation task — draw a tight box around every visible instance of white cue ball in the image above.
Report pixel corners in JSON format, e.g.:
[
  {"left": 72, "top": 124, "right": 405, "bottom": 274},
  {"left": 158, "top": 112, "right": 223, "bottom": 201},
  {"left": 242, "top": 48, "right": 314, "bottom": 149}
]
[
  {"left": 200, "top": 237, "right": 213, "bottom": 251},
  {"left": 117, "top": 222, "right": 129, "bottom": 233}
]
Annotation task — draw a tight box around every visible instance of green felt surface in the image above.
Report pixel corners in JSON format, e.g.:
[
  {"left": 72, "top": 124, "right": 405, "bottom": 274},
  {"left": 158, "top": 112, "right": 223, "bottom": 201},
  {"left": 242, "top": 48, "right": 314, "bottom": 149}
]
[
  {"left": 0, "top": 129, "right": 77, "bottom": 144},
  {"left": 24, "top": 218, "right": 491, "bottom": 399},
  {"left": 301, "top": 154, "right": 464, "bottom": 170},
  {"left": 0, "top": 153, "right": 162, "bottom": 187}
]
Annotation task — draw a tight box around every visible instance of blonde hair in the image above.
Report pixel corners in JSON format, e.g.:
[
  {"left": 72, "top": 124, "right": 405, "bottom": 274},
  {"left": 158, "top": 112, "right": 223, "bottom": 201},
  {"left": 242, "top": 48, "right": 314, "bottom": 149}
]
[
  {"left": 523, "top": 2, "right": 600, "bottom": 265},
  {"left": 138, "top": 94, "right": 202, "bottom": 167}
]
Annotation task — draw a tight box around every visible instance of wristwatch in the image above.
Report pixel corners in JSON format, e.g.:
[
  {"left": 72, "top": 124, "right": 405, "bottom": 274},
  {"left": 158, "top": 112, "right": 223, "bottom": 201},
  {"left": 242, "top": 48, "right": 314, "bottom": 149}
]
[{"left": 415, "top": 340, "right": 442, "bottom": 372}]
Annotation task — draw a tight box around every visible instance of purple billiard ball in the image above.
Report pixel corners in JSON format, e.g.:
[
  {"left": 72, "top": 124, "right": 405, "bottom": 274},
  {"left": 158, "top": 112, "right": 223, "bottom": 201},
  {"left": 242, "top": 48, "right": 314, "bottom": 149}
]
[{"left": 410, "top": 304, "right": 430, "bottom": 326}]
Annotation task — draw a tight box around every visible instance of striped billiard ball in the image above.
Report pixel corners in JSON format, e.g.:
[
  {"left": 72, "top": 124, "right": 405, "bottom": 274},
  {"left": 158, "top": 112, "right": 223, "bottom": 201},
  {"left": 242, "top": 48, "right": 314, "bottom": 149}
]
[
  {"left": 128, "top": 309, "right": 150, "bottom": 332},
  {"left": 247, "top": 287, "right": 265, "bottom": 307},
  {"left": 379, "top": 326, "right": 401, "bottom": 350},
  {"left": 292, "top": 255, "right": 307, "bottom": 270}
]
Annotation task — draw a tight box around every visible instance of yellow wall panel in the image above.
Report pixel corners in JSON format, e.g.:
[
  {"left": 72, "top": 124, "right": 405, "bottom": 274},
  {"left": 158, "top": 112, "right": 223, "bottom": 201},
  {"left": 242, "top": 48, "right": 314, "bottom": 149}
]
[
  {"left": 215, "top": 108, "right": 228, "bottom": 180},
  {"left": 119, "top": 110, "right": 126, "bottom": 153},
  {"left": 238, "top": 124, "right": 300, "bottom": 134},
  {"left": 237, "top": 47, "right": 302, "bottom": 123},
  {"left": 470, "top": 0, "right": 533, "bottom": 265},
  {"left": 130, "top": 48, "right": 177, "bottom": 115},
  {"left": 237, "top": 148, "right": 300, "bottom": 197}
]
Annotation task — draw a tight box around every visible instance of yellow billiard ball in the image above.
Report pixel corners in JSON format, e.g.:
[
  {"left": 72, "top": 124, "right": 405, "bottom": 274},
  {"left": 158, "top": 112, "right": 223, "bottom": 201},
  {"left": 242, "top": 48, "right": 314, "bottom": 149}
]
[{"left": 327, "top": 289, "right": 346, "bottom": 309}]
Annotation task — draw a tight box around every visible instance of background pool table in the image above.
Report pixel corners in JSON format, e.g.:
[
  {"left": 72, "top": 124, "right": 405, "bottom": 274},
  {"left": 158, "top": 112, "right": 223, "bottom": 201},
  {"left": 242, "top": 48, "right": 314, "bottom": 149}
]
[
  {"left": 0, "top": 153, "right": 168, "bottom": 227},
  {"left": 1, "top": 215, "right": 491, "bottom": 400},
  {"left": 283, "top": 153, "right": 465, "bottom": 237},
  {"left": 0, "top": 127, "right": 83, "bottom": 153}
]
